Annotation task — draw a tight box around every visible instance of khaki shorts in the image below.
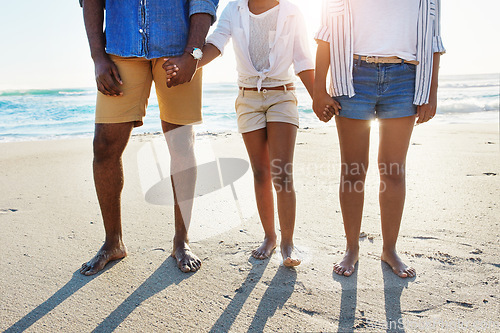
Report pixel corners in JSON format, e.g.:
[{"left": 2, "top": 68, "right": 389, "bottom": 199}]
[
  {"left": 95, "top": 55, "right": 203, "bottom": 127},
  {"left": 235, "top": 89, "right": 299, "bottom": 133}
]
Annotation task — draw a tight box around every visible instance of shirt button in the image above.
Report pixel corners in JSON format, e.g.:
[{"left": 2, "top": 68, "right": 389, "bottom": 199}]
[{"left": 139, "top": 28, "right": 144, "bottom": 33}]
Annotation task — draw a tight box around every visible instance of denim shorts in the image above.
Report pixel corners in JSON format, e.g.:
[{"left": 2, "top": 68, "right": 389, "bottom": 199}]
[{"left": 335, "top": 60, "right": 417, "bottom": 120}]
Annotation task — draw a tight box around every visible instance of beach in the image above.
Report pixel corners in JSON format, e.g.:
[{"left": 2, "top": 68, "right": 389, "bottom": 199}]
[{"left": 0, "top": 121, "right": 498, "bottom": 332}]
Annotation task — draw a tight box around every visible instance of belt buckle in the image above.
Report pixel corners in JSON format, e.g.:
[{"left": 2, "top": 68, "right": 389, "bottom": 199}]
[{"left": 365, "top": 56, "right": 377, "bottom": 63}]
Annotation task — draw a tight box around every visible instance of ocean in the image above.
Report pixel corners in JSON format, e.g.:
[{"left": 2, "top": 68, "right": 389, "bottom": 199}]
[{"left": 0, "top": 74, "right": 498, "bottom": 142}]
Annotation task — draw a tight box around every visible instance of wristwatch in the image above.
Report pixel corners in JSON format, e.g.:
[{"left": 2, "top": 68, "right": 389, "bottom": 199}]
[{"left": 185, "top": 47, "right": 203, "bottom": 61}]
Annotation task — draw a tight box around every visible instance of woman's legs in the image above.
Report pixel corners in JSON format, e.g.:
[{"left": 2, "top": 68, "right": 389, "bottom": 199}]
[
  {"left": 378, "top": 116, "right": 416, "bottom": 278},
  {"left": 334, "top": 116, "right": 372, "bottom": 276},
  {"left": 242, "top": 128, "right": 277, "bottom": 259},
  {"left": 266, "top": 122, "right": 299, "bottom": 266}
]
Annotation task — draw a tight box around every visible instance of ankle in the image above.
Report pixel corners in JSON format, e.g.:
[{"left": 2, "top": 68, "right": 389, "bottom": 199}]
[
  {"left": 382, "top": 246, "right": 397, "bottom": 253},
  {"left": 345, "top": 243, "right": 360, "bottom": 253},
  {"left": 173, "top": 234, "right": 189, "bottom": 247},
  {"left": 104, "top": 235, "right": 123, "bottom": 246},
  {"left": 264, "top": 233, "right": 277, "bottom": 241}
]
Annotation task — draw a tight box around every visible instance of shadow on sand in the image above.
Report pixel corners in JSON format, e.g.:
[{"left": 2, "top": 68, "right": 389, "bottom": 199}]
[
  {"left": 4, "top": 260, "right": 121, "bottom": 332},
  {"left": 6, "top": 257, "right": 192, "bottom": 333},
  {"left": 91, "top": 257, "right": 191, "bottom": 332},
  {"left": 248, "top": 266, "right": 297, "bottom": 332},
  {"left": 209, "top": 257, "right": 270, "bottom": 332},
  {"left": 332, "top": 263, "right": 359, "bottom": 333},
  {"left": 381, "top": 261, "right": 413, "bottom": 333}
]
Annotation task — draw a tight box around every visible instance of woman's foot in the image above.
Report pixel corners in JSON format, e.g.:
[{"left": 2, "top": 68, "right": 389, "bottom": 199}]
[
  {"left": 381, "top": 249, "right": 416, "bottom": 278},
  {"left": 281, "top": 242, "right": 301, "bottom": 267},
  {"left": 333, "top": 247, "right": 359, "bottom": 276},
  {"left": 252, "top": 236, "right": 277, "bottom": 260}
]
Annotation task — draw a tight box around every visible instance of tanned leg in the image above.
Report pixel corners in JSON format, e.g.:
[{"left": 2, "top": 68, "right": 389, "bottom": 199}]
[
  {"left": 80, "top": 122, "right": 134, "bottom": 276},
  {"left": 334, "top": 116, "right": 372, "bottom": 276},
  {"left": 162, "top": 121, "right": 201, "bottom": 273},
  {"left": 242, "top": 128, "right": 277, "bottom": 260},
  {"left": 266, "top": 122, "right": 300, "bottom": 267},
  {"left": 378, "top": 116, "right": 416, "bottom": 278}
]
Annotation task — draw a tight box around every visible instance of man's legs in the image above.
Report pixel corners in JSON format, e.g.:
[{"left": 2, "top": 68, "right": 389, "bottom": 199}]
[
  {"left": 162, "top": 121, "right": 201, "bottom": 273},
  {"left": 80, "top": 122, "right": 134, "bottom": 275}
]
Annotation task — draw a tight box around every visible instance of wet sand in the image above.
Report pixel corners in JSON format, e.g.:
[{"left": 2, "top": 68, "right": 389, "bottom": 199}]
[{"left": 1, "top": 122, "right": 499, "bottom": 332}]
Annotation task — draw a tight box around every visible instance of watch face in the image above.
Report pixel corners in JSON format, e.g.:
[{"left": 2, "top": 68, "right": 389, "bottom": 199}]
[{"left": 192, "top": 48, "right": 203, "bottom": 60}]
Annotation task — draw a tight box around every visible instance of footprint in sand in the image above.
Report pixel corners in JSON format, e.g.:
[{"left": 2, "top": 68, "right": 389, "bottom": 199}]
[{"left": 0, "top": 209, "right": 18, "bottom": 214}]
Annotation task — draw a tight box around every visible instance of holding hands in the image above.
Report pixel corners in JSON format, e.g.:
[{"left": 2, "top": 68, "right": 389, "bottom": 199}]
[
  {"left": 162, "top": 53, "right": 198, "bottom": 88},
  {"left": 313, "top": 91, "right": 341, "bottom": 123}
]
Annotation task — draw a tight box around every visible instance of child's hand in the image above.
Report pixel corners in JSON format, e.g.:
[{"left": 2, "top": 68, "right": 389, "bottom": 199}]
[
  {"left": 313, "top": 91, "right": 341, "bottom": 122},
  {"left": 162, "top": 59, "right": 180, "bottom": 84}
]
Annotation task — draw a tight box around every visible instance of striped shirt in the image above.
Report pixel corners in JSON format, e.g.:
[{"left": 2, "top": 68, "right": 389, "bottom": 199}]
[{"left": 315, "top": 0, "right": 446, "bottom": 105}]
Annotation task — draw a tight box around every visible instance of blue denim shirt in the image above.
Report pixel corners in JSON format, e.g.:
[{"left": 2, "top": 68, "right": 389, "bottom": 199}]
[{"left": 105, "top": 0, "right": 218, "bottom": 59}]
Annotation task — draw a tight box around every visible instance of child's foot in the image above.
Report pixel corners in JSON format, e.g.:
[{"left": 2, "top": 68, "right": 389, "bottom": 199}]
[
  {"left": 333, "top": 247, "right": 359, "bottom": 276},
  {"left": 281, "top": 243, "right": 301, "bottom": 267},
  {"left": 381, "top": 249, "right": 416, "bottom": 278},
  {"left": 252, "top": 237, "right": 277, "bottom": 260}
]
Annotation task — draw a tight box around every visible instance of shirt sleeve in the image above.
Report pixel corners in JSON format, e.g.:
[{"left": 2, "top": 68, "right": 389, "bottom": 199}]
[
  {"left": 314, "top": 0, "right": 332, "bottom": 43},
  {"left": 189, "top": 0, "right": 219, "bottom": 24},
  {"left": 432, "top": 0, "right": 446, "bottom": 54},
  {"left": 206, "top": 3, "right": 232, "bottom": 55},
  {"left": 293, "top": 11, "right": 315, "bottom": 75}
]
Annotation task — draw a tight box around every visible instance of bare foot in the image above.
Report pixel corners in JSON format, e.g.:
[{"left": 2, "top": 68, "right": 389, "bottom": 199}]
[
  {"left": 281, "top": 243, "right": 301, "bottom": 267},
  {"left": 251, "top": 237, "right": 277, "bottom": 260},
  {"left": 333, "top": 247, "right": 359, "bottom": 276},
  {"left": 172, "top": 242, "right": 201, "bottom": 273},
  {"left": 80, "top": 241, "right": 127, "bottom": 276},
  {"left": 381, "top": 249, "right": 416, "bottom": 278}
]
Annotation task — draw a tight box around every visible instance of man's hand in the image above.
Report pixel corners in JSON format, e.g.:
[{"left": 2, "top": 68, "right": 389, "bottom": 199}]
[
  {"left": 313, "top": 90, "right": 341, "bottom": 122},
  {"left": 94, "top": 55, "right": 123, "bottom": 96},
  {"left": 163, "top": 53, "right": 198, "bottom": 88},
  {"left": 416, "top": 94, "right": 437, "bottom": 124}
]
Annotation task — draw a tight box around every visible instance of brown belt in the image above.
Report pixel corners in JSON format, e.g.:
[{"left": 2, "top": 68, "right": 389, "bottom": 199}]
[
  {"left": 239, "top": 83, "right": 295, "bottom": 91},
  {"left": 354, "top": 55, "right": 419, "bottom": 66}
]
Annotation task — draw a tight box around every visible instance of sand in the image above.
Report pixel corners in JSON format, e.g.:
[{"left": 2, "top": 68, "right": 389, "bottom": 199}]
[{"left": 0, "top": 122, "right": 499, "bottom": 332}]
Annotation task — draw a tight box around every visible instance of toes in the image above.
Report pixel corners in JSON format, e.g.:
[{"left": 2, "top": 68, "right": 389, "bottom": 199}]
[
  {"left": 397, "top": 269, "right": 408, "bottom": 278},
  {"left": 344, "top": 267, "right": 354, "bottom": 276}
]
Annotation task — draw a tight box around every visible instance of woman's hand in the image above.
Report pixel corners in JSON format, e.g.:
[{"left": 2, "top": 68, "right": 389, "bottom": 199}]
[
  {"left": 416, "top": 93, "right": 437, "bottom": 124},
  {"left": 162, "top": 60, "right": 180, "bottom": 84},
  {"left": 313, "top": 90, "right": 340, "bottom": 122}
]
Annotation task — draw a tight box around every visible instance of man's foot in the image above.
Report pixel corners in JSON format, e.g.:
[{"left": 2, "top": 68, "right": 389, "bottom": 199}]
[
  {"left": 172, "top": 242, "right": 201, "bottom": 273},
  {"left": 381, "top": 249, "right": 416, "bottom": 278},
  {"left": 281, "top": 243, "right": 301, "bottom": 267},
  {"left": 251, "top": 237, "right": 277, "bottom": 260},
  {"left": 333, "top": 247, "right": 359, "bottom": 277},
  {"left": 80, "top": 241, "right": 127, "bottom": 276}
]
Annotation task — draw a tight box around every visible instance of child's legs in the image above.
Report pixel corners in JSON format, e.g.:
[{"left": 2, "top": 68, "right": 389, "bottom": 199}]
[
  {"left": 266, "top": 121, "right": 297, "bottom": 244},
  {"left": 335, "top": 116, "right": 372, "bottom": 250},
  {"left": 242, "top": 128, "right": 276, "bottom": 239},
  {"left": 377, "top": 116, "right": 415, "bottom": 251}
]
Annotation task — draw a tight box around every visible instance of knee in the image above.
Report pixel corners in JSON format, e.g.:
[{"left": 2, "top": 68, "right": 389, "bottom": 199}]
[
  {"left": 93, "top": 135, "right": 121, "bottom": 163},
  {"left": 340, "top": 162, "right": 368, "bottom": 183},
  {"left": 252, "top": 166, "right": 271, "bottom": 185},
  {"left": 379, "top": 162, "right": 406, "bottom": 185},
  {"left": 271, "top": 162, "right": 294, "bottom": 192}
]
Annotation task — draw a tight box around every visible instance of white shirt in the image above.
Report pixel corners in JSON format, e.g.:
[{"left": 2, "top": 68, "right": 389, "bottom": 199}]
[
  {"left": 315, "top": 0, "right": 446, "bottom": 105},
  {"left": 352, "top": 0, "right": 419, "bottom": 61},
  {"left": 207, "top": 0, "right": 314, "bottom": 91}
]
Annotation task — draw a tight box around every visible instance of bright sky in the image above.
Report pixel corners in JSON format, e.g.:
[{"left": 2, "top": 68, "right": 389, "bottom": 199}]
[{"left": 0, "top": 0, "right": 498, "bottom": 90}]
